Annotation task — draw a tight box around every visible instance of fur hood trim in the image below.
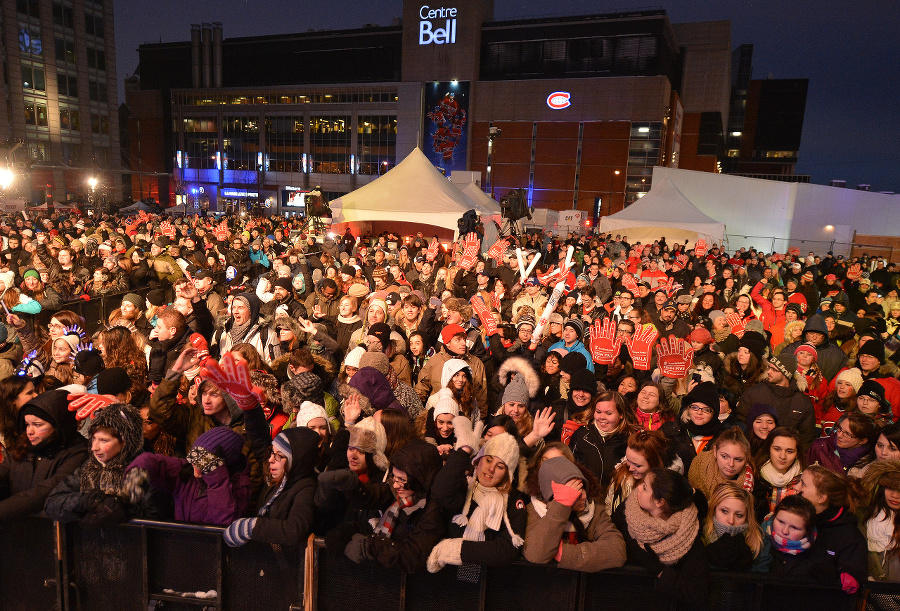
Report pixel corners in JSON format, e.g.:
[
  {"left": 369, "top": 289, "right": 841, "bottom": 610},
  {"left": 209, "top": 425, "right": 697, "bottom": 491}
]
[{"left": 497, "top": 356, "right": 540, "bottom": 398}]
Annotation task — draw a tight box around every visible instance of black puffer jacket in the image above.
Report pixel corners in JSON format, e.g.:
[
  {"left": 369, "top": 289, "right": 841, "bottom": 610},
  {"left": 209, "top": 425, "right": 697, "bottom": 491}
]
[
  {"left": 568, "top": 424, "right": 628, "bottom": 488},
  {"left": 780, "top": 314, "right": 848, "bottom": 381},
  {"left": 0, "top": 390, "right": 89, "bottom": 522}
]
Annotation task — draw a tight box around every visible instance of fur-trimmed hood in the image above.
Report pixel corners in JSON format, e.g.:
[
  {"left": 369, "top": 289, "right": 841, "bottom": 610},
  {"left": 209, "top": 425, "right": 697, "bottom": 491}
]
[{"left": 498, "top": 356, "right": 541, "bottom": 398}]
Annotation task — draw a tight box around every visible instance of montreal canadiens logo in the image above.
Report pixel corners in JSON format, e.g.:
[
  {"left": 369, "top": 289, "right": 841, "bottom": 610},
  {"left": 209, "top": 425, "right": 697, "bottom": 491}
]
[{"left": 547, "top": 92, "right": 571, "bottom": 109}]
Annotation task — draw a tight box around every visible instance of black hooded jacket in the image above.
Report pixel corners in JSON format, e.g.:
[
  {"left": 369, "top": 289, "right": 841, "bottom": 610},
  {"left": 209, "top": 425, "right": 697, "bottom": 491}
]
[
  {"left": 249, "top": 424, "right": 320, "bottom": 548},
  {"left": 0, "top": 390, "right": 89, "bottom": 521},
  {"left": 781, "top": 314, "right": 848, "bottom": 381}
]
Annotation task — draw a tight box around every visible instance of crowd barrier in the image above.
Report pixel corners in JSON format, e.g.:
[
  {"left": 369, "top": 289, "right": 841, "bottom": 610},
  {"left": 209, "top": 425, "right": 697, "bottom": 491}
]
[
  {"left": 23, "top": 287, "right": 157, "bottom": 337},
  {"left": 2, "top": 516, "right": 899, "bottom": 611}
]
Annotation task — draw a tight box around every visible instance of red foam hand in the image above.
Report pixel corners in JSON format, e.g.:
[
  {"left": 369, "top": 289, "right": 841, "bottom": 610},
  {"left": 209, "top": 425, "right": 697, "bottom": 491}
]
[
  {"left": 788, "top": 246, "right": 800, "bottom": 257},
  {"left": 771, "top": 253, "right": 784, "bottom": 262},
  {"left": 694, "top": 239, "right": 707, "bottom": 258},
  {"left": 656, "top": 336, "right": 694, "bottom": 379},
  {"left": 189, "top": 333, "right": 211, "bottom": 365},
  {"left": 491, "top": 292, "right": 501, "bottom": 312},
  {"left": 470, "top": 295, "right": 498, "bottom": 336},
  {"left": 589, "top": 318, "right": 622, "bottom": 366},
  {"left": 846, "top": 263, "right": 862, "bottom": 281},
  {"left": 625, "top": 323, "right": 659, "bottom": 371},
  {"left": 425, "top": 240, "right": 440, "bottom": 262},
  {"left": 725, "top": 313, "right": 746, "bottom": 339},
  {"left": 458, "top": 234, "right": 480, "bottom": 271},
  {"left": 537, "top": 265, "right": 564, "bottom": 287},
  {"left": 160, "top": 221, "right": 175, "bottom": 239},
  {"left": 213, "top": 220, "right": 228, "bottom": 241},
  {"left": 487, "top": 238, "right": 508, "bottom": 264},
  {"left": 199, "top": 352, "right": 263, "bottom": 411},
  {"left": 622, "top": 273, "right": 639, "bottom": 294},
  {"left": 67, "top": 393, "right": 118, "bottom": 421}
]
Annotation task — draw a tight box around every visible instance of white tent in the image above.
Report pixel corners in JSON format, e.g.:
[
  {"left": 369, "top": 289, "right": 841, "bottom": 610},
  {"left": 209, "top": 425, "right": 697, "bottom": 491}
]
[
  {"left": 330, "top": 148, "right": 489, "bottom": 236},
  {"left": 458, "top": 182, "right": 502, "bottom": 216},
  {"left": 599, "top": 177, "right": 725, "bottom": 247},
  {"left": 120, "top": 201, "right": 154, "bottom": 213}
]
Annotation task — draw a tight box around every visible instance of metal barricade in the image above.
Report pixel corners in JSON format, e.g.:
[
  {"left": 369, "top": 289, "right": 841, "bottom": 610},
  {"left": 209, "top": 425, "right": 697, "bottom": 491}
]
[
  {"left": 24, "top": 286, "right": 156, "bottom": 337},
  {"left": 2, "top": 516, "right": 899, "bottom": 611}
]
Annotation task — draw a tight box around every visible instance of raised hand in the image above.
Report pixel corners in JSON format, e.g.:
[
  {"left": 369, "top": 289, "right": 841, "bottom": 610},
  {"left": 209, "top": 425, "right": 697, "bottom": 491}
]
[
  {"left": 457, "top": 234, "right": 480, "bottom": 271},
  {"left": 589, "top": 318, "right": 621, "bottom": 365},
  {"left": 487, "top": 238, "right": 508, "bottom": 264},
  {"left": 67, "top": 393, "right": 118, "bottom": 421},
  {"left": 199, "top": 352, "right": 264, "bottom": 411},
  {"left": 694, "top": 239, "right": 707, "bottom": 258},
  {"left": 470, "top": 295, "right": 498, "bottom": 336},
  {"left": 725, "top": 313, "right": 746, "bottom": 339},
  {"left": 625, "top": 323, "right": 659, "bottom": 371},
  {"left": 531, "top": 406, "right": 557, "bottom": 440},
  {"left": 425, "top": 240, "right": 440, "bottom": 262},
  {"left": 656, "top": 336, "right": 694, "bottom": 379}
]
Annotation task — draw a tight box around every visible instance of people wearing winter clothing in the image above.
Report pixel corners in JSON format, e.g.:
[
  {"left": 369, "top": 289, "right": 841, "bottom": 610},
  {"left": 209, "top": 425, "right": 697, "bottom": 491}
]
[
  {"left": 428, "top": 429, "right": 529, "bottom": 571},
  {"left": 224, "top": 426, "right": 320, "bottom": 548},
  {"left": 45, "top": 403, "right": 149, "bottom": 526},
  {"left": 780, "top": 314, "right": 848, "bottom": 382},
  {"left": 569, "top": 391, "right": 632, "bottom": 487},
  {"left": 612, "top": 468, "right": 709, "bottom": 608},
  {"left": 523, "top": 452, "right": 626, "bottom": 572},
  {"left": 0, "top": 389, "right": 89, "bottom": 521},
  {"left": 126, "top": 426, "right": 251, "bottom": 525}
]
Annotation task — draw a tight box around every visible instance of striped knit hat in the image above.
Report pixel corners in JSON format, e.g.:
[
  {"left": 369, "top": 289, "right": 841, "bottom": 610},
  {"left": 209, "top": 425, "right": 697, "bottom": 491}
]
[{"left": 272, "top": 431, "right": 293, "bottom": 469}]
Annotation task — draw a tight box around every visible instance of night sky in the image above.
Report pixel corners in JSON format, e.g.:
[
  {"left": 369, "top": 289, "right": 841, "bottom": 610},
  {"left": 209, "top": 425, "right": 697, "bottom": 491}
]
[{"left": 113, "top": 0, "right": 900, "bottom": 193}]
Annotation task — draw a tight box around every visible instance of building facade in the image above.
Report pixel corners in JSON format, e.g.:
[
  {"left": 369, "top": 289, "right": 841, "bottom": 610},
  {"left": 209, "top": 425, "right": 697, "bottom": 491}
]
[
  {"left": 0, "top": 0, "right": 120, "bottom": 205},
  {"left": 126, "top": 0, "right": 806, "bottom": 220}
]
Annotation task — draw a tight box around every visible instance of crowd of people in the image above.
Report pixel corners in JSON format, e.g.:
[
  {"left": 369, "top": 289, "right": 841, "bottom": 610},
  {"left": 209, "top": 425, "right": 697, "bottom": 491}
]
[{"left": 2, "top": 209, "right": 900, "bottom": 606}]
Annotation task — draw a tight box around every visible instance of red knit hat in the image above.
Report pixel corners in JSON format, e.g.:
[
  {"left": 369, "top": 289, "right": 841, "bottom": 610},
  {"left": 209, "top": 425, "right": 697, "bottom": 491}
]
[
  {"left": 440, "top": 324, "right": 466, "bottom": 345},
  {"left": 793, "top": 343, "right": 818, "bottom": 362},
  {"left": 688, "top": 326, "right": 713, "bottom": 345}
]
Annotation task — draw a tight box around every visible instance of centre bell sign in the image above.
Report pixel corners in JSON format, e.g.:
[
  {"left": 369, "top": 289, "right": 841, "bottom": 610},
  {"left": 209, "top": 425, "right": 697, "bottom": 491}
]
[{"left": 419, "top": 5, "right": 457, "bottom": 45}]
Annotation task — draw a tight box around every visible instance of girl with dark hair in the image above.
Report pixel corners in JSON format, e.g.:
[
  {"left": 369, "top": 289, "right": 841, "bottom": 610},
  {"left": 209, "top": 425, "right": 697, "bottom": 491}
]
[
  {"left": 806, "top": 412, "right": 876, "bottom": 477},
  {"left": 874, "top": 423, "right": 900, "bottom": 463},
  {"left": 862, "top": 460, "right": 900, "bottom": 581},
  {"left": 0, "top": 390, "right": 89, "bottom": 521},
  {"left": 797, "top": 465, "right": 868, "bottom": 594},
  {"left": 611, "top": 468, "right": 709, "bottom": 608},
  {"left": 631, "top": 381, "right": 674, "bottom": 431},
  {"left": 0, "top": 376, "right": 38, "bottom": 452},
  {"left": 753, "top": 426, "right": 805, "bottom": 516}
]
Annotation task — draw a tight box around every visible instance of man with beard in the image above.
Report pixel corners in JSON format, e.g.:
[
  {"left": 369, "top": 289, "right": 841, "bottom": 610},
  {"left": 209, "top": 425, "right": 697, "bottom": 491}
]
[{"left": 261, "top": 277, "right": 306, "bottom": 320}]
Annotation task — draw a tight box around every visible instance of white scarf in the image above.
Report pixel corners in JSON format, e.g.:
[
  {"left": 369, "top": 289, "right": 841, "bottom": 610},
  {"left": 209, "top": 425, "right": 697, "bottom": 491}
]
[
  {"left": 530, "top": 496, "right": 595, "bottom": 531},
  {"left": 453, "top": 479, "right": 523, "bottom": 547},
  {"left": 760, "top": 460, "right": 802, "bottom": 488}
]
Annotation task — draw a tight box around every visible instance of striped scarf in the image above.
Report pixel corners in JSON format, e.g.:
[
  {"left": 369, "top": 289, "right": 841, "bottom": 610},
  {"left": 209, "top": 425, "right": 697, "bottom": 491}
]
[{"left": 372, "top": 497, "right": 426, "bottom": 538}]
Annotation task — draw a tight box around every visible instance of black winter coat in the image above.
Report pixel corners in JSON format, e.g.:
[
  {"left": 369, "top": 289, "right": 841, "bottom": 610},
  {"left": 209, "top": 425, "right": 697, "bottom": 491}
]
[
  {"left": 569, "top": 424, "right": 628, "bottom": 488},
  {"left": 430, "top": 449, "right": 528, "bottom": 566},
  {"left": 0, "top": 390, "right": 89, "bottom": 522}
]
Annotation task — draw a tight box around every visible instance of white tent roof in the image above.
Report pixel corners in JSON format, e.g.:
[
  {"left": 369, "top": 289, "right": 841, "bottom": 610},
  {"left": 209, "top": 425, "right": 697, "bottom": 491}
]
[
  {"left": 458, "top": 182, "right": 502, "bottom": 216},
  {"left": 330, "top": 148, "right": 487, "bottom": 232},
  {"left": 120, "top": 201, "right": 154, "bottom": 213},
  {"left": 599, "top": 176, "right": 725, "bottom": 246}
]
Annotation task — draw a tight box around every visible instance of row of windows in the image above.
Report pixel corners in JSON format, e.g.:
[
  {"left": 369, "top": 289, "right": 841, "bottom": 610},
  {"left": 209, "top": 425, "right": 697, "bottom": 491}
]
[
  {"left": 178, "top": 116, "right": 397, "bottom": 174},
  {"left": 481, "top": 35, "right": 659, "bottom": 79},
  {"left": 181, "top": 116, "right": 397, "bottom": 135},
  {"left": 24, "top": 103, "right": 107, "bottom": 133},
  {"left": 51, "top": 3, "right": 104, "bottom": 38},
  {"left": 25, "top": 138, "right": 110, "bottom": 166},
  {"left": 173, "top": 91, "right": 398, "bottom": 107}
]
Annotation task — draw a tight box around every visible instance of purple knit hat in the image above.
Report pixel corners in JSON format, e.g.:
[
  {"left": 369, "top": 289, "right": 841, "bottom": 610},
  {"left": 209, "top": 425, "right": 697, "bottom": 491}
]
[
  {"left": 348, "top": 367, "right": 403, "bottom": 412},
  {"left": 192, "top": 427, "right": 246, "bottom": 471}
]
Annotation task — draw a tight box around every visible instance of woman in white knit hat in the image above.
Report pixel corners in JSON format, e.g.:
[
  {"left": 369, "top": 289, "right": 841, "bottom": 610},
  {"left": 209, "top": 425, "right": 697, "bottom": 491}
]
[
  {"left": 417, "top": 388, "right": 459, "bottom": 458},
  {"left": 426, "top": 418, "right": 530, "bottom": 573}
]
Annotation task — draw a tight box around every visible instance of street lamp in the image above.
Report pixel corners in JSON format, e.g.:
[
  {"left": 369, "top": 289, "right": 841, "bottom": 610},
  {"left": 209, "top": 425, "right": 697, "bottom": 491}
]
[
  {"left": 0, "top": 168, "right": 14, "bottom": 192},
  {"left": 87, "top": 177, "right": 98, "bottom": 191}
]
